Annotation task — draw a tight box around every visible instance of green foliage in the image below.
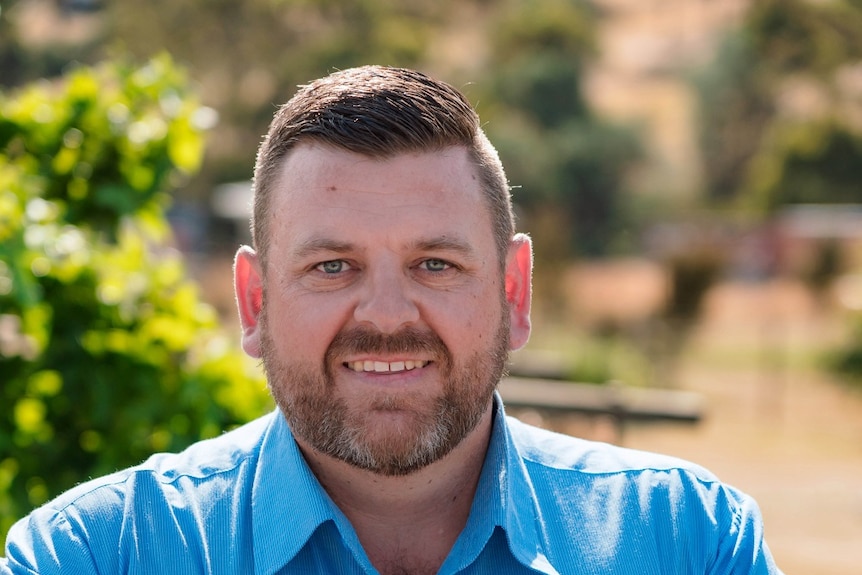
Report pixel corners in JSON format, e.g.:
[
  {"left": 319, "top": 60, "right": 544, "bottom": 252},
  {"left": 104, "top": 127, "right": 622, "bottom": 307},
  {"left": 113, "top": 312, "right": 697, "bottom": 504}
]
[
  {"left": 516, "top": 326, "right": 653, "bottom": 388},
  {"left": 827, "top": 294, "right": 862, "bottom": 387},
  {"left": 480, "top": 0, "right": 641, "bottom": 259},
  {"left": 695, "top": 0, "right": 862, "bottom": 209},
  {"left": 564, "top": 334, "right": 650, "bottom": 387},
  {"left": 664, "top": 245, "right": 725, "bottom": 325},
  {"left": 831, "top": 316, "right": 862, "bottom": 384},
  {"left": 0, "top": 55, "right": 271, "bottom": 543},
  {"left": 1, "top": 55, "right": 206, "bottom": 234},
  {"left": 100, "top": 0, "right": 444, "bottom": 187},
  {"left": 746, "top": 119, "right": 862, "bottom": 209},
  {"left": 746, "top": 0, "right": 862, "bottom": 76},
  {"left": 693, "top": 32, "right": 774, "bottom": 202}
]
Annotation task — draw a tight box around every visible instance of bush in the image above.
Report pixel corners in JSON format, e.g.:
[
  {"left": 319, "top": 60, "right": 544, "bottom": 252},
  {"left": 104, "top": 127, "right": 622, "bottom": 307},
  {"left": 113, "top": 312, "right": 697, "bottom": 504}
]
[
  {"left": 830, "top": 311, "right": 862, "bottom": 386},
  {"left": 0, "top": 55, "right": 271, "bottom": 543}
]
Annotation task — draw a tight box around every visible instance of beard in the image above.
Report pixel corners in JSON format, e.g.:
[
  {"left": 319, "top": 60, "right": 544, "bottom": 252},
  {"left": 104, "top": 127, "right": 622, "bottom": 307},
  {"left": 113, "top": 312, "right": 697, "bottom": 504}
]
[{"left": 260, "top": 307, "right": 510, "bottom": 477}]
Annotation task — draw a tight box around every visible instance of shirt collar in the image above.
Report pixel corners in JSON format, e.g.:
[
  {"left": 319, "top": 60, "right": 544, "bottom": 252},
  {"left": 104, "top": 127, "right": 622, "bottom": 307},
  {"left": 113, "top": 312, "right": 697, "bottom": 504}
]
[
  {"left": 251, "top": 410, "right": 338, "bottom": 574},
  {"left": 443, "top": 393, "right": 560, "bottom": 574}
]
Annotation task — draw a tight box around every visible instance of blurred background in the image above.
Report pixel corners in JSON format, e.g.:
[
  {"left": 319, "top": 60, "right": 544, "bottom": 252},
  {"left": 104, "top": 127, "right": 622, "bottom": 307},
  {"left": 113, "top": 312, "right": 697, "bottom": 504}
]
[{"left": 1, "top": 0, "right": 861, "bottom": 572}]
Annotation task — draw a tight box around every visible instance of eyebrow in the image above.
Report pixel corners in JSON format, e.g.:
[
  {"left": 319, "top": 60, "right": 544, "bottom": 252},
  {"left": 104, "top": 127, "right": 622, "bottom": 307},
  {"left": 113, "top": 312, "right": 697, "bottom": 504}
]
[
  {"left": 410, "top": 236, "right": 475, "bottom": 257},
  {"left": 293, "top": 238, "right": 355, "bottom": 259},
  {"left": 292, "top": 235, "right": 476, "bottom": 259}
]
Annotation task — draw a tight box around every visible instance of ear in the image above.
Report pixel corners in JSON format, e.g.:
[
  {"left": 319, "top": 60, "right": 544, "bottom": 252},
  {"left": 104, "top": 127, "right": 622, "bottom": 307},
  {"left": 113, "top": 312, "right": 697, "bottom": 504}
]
[
  {"left": 504, "top": 233, "right": 533, "bottom": 351},
  {"left": 234, "top": 245, "right": 264, "bottom": 358}
]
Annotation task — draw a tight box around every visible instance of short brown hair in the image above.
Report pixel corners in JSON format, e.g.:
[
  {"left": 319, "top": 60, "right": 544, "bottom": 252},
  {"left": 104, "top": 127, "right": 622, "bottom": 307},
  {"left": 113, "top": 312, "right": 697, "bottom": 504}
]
[{"left": 251, "top": 65, "right": 514, "bottom": 268}]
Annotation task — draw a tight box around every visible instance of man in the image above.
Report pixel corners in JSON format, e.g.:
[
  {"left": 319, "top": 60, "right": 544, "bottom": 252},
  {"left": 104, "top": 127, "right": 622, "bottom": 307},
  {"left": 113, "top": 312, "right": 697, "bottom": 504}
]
[{"left": 2, "top": 65, "right": 782, "bottom": 574}]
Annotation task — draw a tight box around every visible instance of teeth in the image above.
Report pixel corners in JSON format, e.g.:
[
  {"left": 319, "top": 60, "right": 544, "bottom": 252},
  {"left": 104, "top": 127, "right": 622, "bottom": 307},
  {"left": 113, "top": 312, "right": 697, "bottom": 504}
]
[{"left": 348, "top": 360, "right": 428, "bottom": 373}]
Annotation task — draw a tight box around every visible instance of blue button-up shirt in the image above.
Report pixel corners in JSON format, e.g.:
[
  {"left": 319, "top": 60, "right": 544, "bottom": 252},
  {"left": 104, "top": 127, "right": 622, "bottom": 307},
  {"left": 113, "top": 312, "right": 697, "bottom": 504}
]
[{"left": 2, "top": 396, "right": 781, "bottom": 574}]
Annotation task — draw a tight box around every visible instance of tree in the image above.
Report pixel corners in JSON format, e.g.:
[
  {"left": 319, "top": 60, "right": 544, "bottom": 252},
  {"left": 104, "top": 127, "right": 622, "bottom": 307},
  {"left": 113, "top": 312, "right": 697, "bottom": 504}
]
[
  {"left": 0, "top": 55, "right": 271, "bottom": 543},
  {"left": 694, "top": 0, "right": 862, "bottom": 210},
  {"left": 101, "top": 0, "right": 445, "bottom": 189},
  {"left": 478, "top": 0, "right": 641, "bottom": 261}
]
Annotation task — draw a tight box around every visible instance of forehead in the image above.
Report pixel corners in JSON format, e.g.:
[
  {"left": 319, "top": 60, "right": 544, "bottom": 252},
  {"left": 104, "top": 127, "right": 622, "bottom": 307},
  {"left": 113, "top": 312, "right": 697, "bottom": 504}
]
[{"left": 268, "top": 144, "right": 495, "bottom": 253}]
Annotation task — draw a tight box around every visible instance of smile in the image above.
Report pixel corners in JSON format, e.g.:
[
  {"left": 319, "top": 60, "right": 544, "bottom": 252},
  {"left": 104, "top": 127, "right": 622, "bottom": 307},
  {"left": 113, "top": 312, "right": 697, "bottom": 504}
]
[{"left": 346, "top": 360, "right": 430, "bottom": 373}]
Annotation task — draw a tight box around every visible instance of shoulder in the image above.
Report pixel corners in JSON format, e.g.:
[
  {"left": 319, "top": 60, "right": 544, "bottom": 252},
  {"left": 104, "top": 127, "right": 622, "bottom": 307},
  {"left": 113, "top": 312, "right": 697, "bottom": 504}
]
[
  {"left": 505, "top": 415, "right": 718, "bottom": 483},
  {"left": 7, "top": 412, "right": 279, "bottom": 571},
  {"left": 503, "top": 415, "right": 763, "bottom": 535},
  {"left": 43, "top": 411, "right": 276, "bottom": 513},
  {"left": 501, "top": 417, "right": 780, "bottom": 572},
  {"left": 3, "top": 412, "right": 280, "bottom": 574}
]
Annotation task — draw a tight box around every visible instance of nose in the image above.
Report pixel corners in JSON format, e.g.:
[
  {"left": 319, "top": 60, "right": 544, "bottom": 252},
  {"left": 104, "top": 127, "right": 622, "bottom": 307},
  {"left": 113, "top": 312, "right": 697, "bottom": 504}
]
[{"left": 353, "top": 264, "right": 420, "bottom": 334}]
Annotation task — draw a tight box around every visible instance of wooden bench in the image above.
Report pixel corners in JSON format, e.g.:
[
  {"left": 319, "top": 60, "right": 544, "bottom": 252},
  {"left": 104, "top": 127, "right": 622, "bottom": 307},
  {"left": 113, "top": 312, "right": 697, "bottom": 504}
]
[{"left": 499, "top": 377, "right": 704, "bottom": 423}]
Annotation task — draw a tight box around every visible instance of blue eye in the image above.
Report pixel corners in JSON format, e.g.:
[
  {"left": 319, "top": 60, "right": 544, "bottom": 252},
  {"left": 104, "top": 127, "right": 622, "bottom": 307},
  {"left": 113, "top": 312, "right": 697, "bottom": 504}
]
[
  {"left": 318, "top": 260, "right": 348, "bottom": 274},
  {"left": 422, "top": 259, "right": 450, "bottom": 272}
]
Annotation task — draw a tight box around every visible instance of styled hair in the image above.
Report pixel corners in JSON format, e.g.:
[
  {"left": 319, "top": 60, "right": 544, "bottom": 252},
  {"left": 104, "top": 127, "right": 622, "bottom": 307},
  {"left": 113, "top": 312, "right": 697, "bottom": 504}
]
[{"left": 251, "top": 65, "right": 515, "bottom": 268}]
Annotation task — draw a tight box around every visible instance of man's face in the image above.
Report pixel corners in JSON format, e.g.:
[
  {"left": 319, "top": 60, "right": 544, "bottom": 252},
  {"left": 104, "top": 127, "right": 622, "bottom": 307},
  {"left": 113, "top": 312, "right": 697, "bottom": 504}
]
[{"left": 235, "top": 143, "right": 531, "bottom": 476}]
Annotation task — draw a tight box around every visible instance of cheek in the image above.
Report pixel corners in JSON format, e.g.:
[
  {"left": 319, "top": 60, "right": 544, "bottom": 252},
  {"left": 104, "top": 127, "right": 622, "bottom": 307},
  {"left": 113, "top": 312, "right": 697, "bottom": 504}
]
[
  {"left": 264, "top": 290, "right": 353, "bottom": 355},
  {"left": 428, "top": 287, "right": 505, "bottom": 346}
]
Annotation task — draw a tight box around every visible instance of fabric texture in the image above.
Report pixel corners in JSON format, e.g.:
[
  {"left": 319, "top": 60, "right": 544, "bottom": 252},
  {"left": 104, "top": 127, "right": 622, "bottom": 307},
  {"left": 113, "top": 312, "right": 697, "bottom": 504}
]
[{"left": 1, "top": 395, "right": 782, "bottom": 574}]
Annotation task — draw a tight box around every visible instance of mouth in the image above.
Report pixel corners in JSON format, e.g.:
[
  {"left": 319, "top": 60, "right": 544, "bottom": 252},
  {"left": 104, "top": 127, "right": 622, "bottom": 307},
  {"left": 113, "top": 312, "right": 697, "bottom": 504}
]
[{"left": 344, "top": 360, "right": 431, "bottom": 373}]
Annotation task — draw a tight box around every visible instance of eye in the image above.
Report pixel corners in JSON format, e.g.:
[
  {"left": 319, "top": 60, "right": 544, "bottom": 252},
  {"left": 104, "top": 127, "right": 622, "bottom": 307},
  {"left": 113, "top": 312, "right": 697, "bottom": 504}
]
[
  {"left": 316, "top": 260, "right": 351, "bottom": 274},
  {"left": 420, "top": 259, "right": 451, "bottom": 272}
]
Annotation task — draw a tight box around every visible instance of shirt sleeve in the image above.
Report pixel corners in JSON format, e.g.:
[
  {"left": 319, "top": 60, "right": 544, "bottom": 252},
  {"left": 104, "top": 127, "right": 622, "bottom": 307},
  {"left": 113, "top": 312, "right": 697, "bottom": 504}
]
[
  {"left": 710, "top": 483, "right": 784, "bottom": 575},
  {"left": 2, "top": 509, "right": 102, "bottom": 575}
]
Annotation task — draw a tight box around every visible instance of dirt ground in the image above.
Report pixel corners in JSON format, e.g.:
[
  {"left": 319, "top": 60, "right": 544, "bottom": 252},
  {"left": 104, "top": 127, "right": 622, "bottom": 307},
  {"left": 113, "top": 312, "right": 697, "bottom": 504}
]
[{"left": 525, "top": 279, "right": 862, "bottom": 574}]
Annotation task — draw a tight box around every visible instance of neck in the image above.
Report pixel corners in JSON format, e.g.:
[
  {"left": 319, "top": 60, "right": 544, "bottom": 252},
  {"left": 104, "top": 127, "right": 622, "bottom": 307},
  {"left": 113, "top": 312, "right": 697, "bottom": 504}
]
[{"left": 295, "top": 404, "right": 494, "bottom": 574}]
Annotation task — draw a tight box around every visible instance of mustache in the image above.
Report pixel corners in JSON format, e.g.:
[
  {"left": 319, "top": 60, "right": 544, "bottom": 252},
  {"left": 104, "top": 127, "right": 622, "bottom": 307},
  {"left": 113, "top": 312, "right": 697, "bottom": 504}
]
[{"left": 325, "top": 326, "right": 449, "bottom": 362}]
